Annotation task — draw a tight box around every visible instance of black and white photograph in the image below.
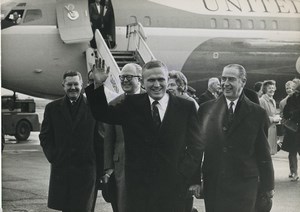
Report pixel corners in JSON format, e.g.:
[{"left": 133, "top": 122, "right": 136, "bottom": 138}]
[{"left": 1, "top": 0, "right": 300, "bottom": 211}]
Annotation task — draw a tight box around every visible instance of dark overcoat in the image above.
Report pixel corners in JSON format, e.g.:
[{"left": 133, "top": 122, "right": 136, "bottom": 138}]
[
  {"left": 282, "top": 92, "right": 300, "bottom": 152},
  {"left": 39, "top": 95, "right": 98, "bottom": 212},
  {"left": 198, "top": 90, "right": 216, "bottom": 105},
  {"left": 198, "top": 94, "right": 274, "bottom": 212},
  {"left": 86, "top": 85, "right": 203, "bottom": 212}
]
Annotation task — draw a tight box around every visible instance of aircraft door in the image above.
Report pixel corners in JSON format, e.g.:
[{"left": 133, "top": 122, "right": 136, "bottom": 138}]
[{"left": 56, "top": 0, "right": 93, "bottom": 44}]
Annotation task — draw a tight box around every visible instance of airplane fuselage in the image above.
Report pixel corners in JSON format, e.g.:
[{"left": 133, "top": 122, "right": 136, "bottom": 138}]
[{"left": 1, "top": 0, "right": 300, "bottom": 100}]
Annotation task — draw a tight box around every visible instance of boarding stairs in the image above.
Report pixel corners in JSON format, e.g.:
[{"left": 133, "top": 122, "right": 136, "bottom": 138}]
[{"left": 86, "top": 22, "right": 156, "bottom": 95}]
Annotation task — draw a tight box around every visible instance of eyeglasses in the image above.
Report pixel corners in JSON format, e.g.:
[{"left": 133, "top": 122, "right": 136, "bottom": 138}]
[{"left": 119, "top": 75, "right": 140, "bottom": 82}]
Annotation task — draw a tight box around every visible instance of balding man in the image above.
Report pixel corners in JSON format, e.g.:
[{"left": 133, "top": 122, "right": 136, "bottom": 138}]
[
  {"left": 103, "top": 63, "right": 145, "bottom": 212},
  {"left": 198, "top": 77, "right": 221, "bottom": 105},
  {"left": 191, "top": 64, "right": 274, "bottom": 212}
]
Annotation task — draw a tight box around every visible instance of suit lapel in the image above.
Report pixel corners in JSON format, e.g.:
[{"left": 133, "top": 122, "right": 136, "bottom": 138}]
[
  {"left": 60, "top": 95, "right": 86, "bottom": 131},
  {"left": 60, "top": 96, "right": 72, "bottom": 127},
  {"left": 72, "top": 95, "right": 86, "bottom": 131},
  {"left": 227, "top": 95, "right": 252, "bottom": 136},
  {"left": 158, "top": 94, "right": 174, "bottom": 135}
]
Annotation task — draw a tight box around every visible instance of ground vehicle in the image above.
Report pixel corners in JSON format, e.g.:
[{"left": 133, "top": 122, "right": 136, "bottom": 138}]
[{"left": 2, "top": 94, "right": 40, "bottom": 141}]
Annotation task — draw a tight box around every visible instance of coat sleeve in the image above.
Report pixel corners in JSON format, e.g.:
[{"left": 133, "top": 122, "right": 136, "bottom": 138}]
[
  {"left": 103, "top": 123, "right": 116, "bottom": 170},
  {"left": 177, "top": 102, "right": 204, "bottom": 182},
  {"left": 85, "top": 84, "right": 124, "bottom": 125},
  {"left": 94, "top": 122, "right": 105, "bottom": 178},
  {"left": 39, "top": 104, "right": 56, "bottom": 163},
  {"left": 256, "top": 109, "right": 275, "bottom": 192}
]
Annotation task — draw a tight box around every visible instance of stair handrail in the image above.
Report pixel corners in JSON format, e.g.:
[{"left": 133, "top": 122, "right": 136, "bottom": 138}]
[
  {"left": 126, "top": 22, "right": 156, "bottom": 62},
  {"left": 95, "top": 29, "right": 122, "bottom": 94}
]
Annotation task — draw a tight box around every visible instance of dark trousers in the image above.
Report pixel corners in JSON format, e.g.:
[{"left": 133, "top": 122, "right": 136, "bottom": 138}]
[{"left": 289, "top": 151, "right": 300, "bottom": 175}]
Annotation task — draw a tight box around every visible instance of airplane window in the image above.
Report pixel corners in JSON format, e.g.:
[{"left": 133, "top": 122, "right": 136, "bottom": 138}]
[
  {"left": 143, "top": 16, "right": 151, "bottom": 27},
  {"left": 272, "top": 20, "right": 278, "bottom": 30},
  {"left": 248, "top": 20, "right": 254, "bottom": 29},
  {"left": 260, "top": 20, "right": 266, "bottom": 29},
  {"left": 23, "top": 9, "right": 42, "bottom": 23},
  {"left": 210, "top": 18, "right": 217, "bottom": 28},
  {"left": 236, "top": 19, "right": 241, "bottom": 29},
  {"left": 223, "top": 19, "right": 229, "bottom": 28},
  {"left": 129, "top": 16, "right": 137, "bottom": 24},
  {"left": 5, "top": 10, "right": 24, "bottom": 24}
]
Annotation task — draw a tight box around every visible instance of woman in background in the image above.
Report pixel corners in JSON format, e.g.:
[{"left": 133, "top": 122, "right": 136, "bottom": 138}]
[
  {"left": 259, "top": 80, "right": 281, "bottom": 155},
  {"left": 282, "top": 81, "right": 300, "bottom": 182}
]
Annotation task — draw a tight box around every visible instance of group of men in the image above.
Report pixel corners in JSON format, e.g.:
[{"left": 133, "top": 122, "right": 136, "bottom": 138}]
[{"left": 40, "top": 59, "right": 275, "bottom": 212}]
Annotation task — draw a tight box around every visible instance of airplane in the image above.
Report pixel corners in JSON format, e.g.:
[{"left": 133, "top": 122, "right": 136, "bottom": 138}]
[{"left": 1, "top": 0, "right": 300, "bottom": 101}]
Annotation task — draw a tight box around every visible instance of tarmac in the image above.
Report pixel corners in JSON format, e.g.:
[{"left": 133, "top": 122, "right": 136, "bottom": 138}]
[{"left": 1, "top": 131, "right": 300, "bottom": 212}]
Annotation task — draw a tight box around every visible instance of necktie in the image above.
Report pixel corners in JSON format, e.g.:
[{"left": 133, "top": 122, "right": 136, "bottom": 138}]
[
  {"left": 152, "top": 101, "right": 161, "bottom": 130},
  {"left": 228, "top": 101, "right": 234, "bottom": 124}
]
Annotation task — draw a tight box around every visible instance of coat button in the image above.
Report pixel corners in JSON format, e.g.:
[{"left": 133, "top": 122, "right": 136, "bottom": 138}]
[{"left": 222, "top": 126, "right": 227, "bottom": 131}]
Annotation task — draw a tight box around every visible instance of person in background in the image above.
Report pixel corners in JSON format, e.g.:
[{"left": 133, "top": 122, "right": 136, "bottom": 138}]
[
  {"left": 279, "top": 81, "right": 295, "bottom": 116},
  {"left": 89, "top": 0, "right": 104, "bottom": 48},
  {"left": 198, "top": 77, "right": 221, "bottom": 105},
  {"left": 39, "top": 71, "right": 102, "bottom": 212},
  {"left": 259, "top": 80, "right": 281, "bottom": 155},
  {"left": 168, "top": 70, "right": 199, "bottom": 110},
  {"left": 282, "top": 81, "right": 300, "bottom": 182},
  {"left": 187, "top": 86, "right": 199, "bottom": 103},
  {"left": 86, "top": 59, "right": 203, "bottom": 212},
  {"left": 102, "top": 0, "right": 113, "bottom": 45},
  {"left": 190, "top": 64, "right": 274, "bottom": 212},
  {"left": 254, "top": 81, "right": 263, "bottom": 98},
  {"left": 278, "top": 80, "right": 296, "bottom": 161},
  {"left": 103, "top": 63, "right": 144, "bottom": 212},
  {"left": 12, "top": 12, "right": 21, "bottom": 24}
]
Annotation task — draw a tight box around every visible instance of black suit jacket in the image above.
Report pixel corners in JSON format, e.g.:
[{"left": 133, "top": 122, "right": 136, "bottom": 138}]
[
  {"left": 86, "top": 84, "right": 203, "bottom": 212},
  {"left": 89, "top": 3, "right": 103, "bottom": 28},
  {"left": 198, "top": 93, "right": 274, "bottom": 212},
  {"left": 198, "top": 90, "right": 216, "bottom": 105}
]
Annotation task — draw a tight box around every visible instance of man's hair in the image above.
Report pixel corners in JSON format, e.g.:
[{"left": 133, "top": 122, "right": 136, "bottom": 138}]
[
  {"left": 285, "top": 80, "right": 295, "bottom": 88},
  {"left": 208, "top": 77, "right": 219, "bottom": 87},
  {"left": 254, "top": 81, "right": 263, "bottom": 92},
  {"left": 168, "top": 70, "right": 188, "bottom": 92},
  {"left": 223, "top": 64, "right": 247, "bottom": 81},
  {"left": 121, "top": 63, "right": 142, "bottom": 76},
  {"left": 292, "top": 78, "right": 300, "bottom": 87},
  {"left": 262, "top": 80, "right": 276, "bottom": 94},
  {"left": 142, "top": 60, "right": 168, "bottom": 77},
  {"left": 63, "top": 70, "right": 82, "bottom": 82}
]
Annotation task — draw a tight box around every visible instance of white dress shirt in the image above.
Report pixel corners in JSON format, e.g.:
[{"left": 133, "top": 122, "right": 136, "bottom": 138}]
[
  {"left": 149, "top": 94, "right": 169, "bottom": 121},
  {"left": 225, "top": 98, "right": 238, "bottom": 113}
]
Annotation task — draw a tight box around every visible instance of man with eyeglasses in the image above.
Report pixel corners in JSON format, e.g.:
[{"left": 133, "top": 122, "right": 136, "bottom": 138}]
[
  {"left": 40, "top": 71, "right": 103, "bottom": 212},
  {"left": 85, "top": 59, "right": 203, "bottom": 212},
  {"left": 103, "top": 63, "right": 145, "bottom": 212}
]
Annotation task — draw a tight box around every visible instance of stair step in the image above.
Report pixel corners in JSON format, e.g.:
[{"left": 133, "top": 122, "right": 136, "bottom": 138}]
[
  {"left": 111, "top": 51, "right": 135, "bottom": 56},
  {"left": 116, "top": 60, "right": 138, "bottom": 65},
  {"left": 114, "top": 55, "right": 136, "bottom": 59}
]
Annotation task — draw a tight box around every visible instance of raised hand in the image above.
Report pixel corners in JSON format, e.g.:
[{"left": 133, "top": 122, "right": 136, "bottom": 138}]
[{"left": 92, "top": 58, "right": 110, "bottom": 89}]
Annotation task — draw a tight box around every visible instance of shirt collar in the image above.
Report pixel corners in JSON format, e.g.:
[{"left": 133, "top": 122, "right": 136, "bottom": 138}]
[
  {"left": 134, "top": 87, "right": 141, "bottom": 94},
  {"left": 225, "top": 98, "right": 238, "bottom": 112},
  {"left": 149, "top": 93, "right": 169, "bottom": 109}
]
